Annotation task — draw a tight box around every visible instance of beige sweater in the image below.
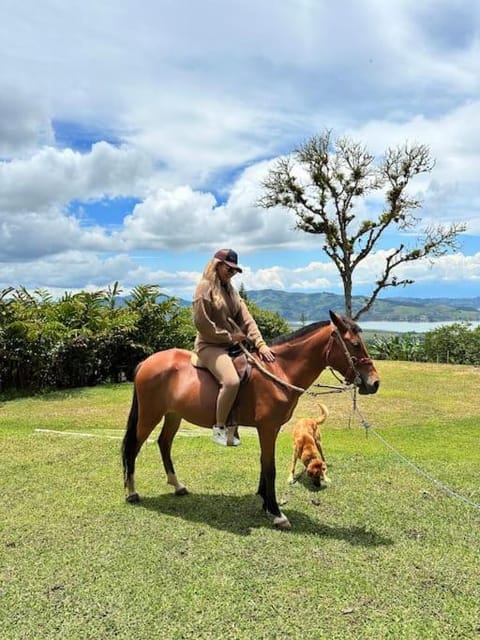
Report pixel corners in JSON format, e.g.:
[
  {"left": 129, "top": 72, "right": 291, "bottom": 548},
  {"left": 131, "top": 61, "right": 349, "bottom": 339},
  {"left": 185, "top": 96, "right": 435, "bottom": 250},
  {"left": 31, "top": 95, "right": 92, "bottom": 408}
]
[{"left": 193, "top": 279, "right": 264, "bottom": 353}]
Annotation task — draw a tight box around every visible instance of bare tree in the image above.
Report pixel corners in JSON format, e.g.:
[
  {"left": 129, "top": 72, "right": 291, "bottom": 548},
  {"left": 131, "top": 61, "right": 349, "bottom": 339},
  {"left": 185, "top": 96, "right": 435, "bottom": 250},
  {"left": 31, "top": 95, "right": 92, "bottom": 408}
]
[{"left": 258, "top": 130, "right": 466, "bottom": 319}]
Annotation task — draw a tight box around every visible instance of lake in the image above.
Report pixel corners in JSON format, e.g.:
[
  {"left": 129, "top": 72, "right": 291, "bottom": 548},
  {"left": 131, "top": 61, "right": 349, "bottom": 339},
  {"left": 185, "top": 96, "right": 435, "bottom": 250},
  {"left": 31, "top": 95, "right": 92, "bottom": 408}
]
[
  {"left": 289, "top": 320, "right": 480, "bottom": 333},
  {"left": 360, "top": 320, "right": 480, "bottom": 333}
]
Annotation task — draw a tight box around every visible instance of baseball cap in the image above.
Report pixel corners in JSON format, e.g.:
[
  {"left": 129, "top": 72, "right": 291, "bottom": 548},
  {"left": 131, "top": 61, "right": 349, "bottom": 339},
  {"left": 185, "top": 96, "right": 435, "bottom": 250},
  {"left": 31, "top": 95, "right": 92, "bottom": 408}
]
[{"left": 214, "top": 248, "right": 243, "bottom": 273}]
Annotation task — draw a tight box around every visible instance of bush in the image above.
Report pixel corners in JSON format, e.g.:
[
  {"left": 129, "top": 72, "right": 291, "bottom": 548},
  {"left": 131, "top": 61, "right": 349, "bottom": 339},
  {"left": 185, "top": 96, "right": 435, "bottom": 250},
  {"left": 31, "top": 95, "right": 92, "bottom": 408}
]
[
  {"left": 245, "top": 300, "right": 290, "bottom": 342},
  {"left": 423, "top": 323, "right": 480, "bottom": 364},
  {"left": 0, "top": 285, "right": 196, "bottom": 392},
  {"left": 368, "top": 333, "right": 426, "bottom": 362},
  {"left": 367, "top": 323, "right": 480, "bottom": 365}
]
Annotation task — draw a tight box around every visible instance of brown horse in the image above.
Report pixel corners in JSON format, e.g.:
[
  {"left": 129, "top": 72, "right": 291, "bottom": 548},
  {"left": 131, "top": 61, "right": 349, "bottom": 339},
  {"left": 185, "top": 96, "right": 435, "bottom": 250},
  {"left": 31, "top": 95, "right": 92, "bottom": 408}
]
[{"left": 121, "top": 310, "right": 379, "bottom": 529}]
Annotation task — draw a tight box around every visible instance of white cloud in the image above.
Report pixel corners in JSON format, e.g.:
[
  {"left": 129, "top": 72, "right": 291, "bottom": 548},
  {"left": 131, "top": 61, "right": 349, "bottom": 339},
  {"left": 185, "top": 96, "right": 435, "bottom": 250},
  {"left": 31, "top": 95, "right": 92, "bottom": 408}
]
[
  {"left": 0, "top": 88, "right": 54, "bottom": 156},
  {"left": 0, "top": 143, "right": 152, "bottom": 212},
  {"left": 0, "top": 0, "right": 479, "bottom": 297}
]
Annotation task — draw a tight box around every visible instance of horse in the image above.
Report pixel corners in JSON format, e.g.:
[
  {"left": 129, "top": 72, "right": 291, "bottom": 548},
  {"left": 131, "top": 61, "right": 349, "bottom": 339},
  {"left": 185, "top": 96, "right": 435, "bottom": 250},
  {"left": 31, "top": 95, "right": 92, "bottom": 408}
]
[{"left": 121, "top": 310, "right": 380, "bottom": 529}]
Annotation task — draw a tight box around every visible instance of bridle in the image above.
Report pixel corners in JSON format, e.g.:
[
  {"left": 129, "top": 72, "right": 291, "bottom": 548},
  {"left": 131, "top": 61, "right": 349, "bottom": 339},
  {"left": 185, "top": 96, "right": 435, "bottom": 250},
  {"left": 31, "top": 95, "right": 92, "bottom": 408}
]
[
  {"left": 325, "top": 327, "right": 373, "bottom": 387},
  {"left": 228, "top": 317, "right": 372, "bottom": 396},
  {"left": 230, "top": 332, "right": 350, "bottom": 396}
]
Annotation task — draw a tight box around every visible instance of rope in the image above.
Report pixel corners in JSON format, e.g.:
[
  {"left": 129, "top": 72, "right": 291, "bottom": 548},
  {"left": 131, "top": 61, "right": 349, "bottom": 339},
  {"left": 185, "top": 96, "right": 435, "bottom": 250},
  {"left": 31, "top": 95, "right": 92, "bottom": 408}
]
[
  {"left": 233, "top": 336, "right": 353, "bottom": 396},
  {"left": 351, "top": 397, "right": 480, "bottom": 511},
  {"left": 234, "top": 340, "right": 305, "bottom": 393},
  {"left": 227, "top": 318, "right": 353, "bottom": 396},
  {"left": 306, "top": 367, "right": 355, "bottom": 396}
]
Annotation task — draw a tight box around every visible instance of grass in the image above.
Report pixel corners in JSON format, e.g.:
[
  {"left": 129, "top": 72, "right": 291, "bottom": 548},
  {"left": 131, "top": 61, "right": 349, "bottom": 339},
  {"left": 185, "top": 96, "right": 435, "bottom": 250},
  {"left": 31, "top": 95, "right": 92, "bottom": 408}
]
[{"left": 1, "top": 362, "right": 479, "bottom": 639}]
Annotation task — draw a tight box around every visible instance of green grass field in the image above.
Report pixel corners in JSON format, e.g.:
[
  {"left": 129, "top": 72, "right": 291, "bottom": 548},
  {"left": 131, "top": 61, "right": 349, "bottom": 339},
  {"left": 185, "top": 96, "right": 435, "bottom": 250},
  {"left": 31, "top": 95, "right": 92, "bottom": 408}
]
[{"left": 1, "top": 362, "right": 479, "bottom": 639}]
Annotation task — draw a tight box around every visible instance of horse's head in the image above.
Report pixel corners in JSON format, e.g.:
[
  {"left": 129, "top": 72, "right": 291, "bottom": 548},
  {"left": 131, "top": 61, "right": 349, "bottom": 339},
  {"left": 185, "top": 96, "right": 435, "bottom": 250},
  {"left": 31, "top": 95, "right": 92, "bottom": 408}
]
[{"left": 327, "top": 310, "right": 380, "bottom": 395}]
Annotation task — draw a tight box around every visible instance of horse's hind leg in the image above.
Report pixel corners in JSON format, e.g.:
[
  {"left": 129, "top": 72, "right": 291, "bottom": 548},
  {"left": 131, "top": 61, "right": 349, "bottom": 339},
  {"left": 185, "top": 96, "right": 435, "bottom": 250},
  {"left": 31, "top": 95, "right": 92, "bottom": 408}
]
[
  {"left": 123, "top": 425, "right": 156, "bottom": 503},
  {"left": 122, "top": 388, "right": 160, "bottom": 503},
  {"left": 158, "top": 413, "right": 188, "bottom": 496}
]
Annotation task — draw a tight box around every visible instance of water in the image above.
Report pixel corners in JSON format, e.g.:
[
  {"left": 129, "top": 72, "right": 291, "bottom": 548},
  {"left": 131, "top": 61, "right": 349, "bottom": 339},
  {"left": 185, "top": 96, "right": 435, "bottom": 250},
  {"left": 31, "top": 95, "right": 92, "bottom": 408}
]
[
  {"left": 290, "top": 320, "right": 480, "bottom": 333},
  {"left": 360, "top": 320, "right": 480, "bottom": 333}
]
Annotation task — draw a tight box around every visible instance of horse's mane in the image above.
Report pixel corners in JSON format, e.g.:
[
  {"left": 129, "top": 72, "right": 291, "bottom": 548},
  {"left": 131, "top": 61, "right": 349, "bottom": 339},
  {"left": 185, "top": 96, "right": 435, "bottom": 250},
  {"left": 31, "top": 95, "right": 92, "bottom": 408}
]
[
  {"left": 270, "top": 320, "right": 330, "bottom": 346},
  {"left": 270, "top": 315, "right": 362, "bottom": 346}
]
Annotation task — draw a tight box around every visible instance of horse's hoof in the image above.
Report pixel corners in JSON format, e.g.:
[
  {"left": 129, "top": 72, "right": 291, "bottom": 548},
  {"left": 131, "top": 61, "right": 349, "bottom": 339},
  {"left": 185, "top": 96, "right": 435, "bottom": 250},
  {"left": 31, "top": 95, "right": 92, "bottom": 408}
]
[
  {"left": 269, "top": 510, "right": 291, "bottom": 530},
  {"left": 126, "top": 492, "right": 140, "bottom": 504},
  {"left": 273, "top": 514, "right": 292, "bottom": 530},
  {"left": 175, "top": 486, "right": 189, "bottom": 496}
]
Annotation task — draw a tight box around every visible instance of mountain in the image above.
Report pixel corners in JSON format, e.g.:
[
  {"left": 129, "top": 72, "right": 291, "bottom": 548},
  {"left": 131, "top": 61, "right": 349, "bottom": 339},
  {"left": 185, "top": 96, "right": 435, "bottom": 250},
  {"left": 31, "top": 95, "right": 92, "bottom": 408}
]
[{"left": 245, "top": 290, "right": 480, "bottom": 322}]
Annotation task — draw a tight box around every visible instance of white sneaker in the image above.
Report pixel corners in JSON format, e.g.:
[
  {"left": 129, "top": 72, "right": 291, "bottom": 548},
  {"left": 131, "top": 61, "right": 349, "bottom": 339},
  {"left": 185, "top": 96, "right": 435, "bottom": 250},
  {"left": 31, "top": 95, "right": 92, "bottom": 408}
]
[
  {"left": 212, "top": 426, "right": 241, "bottom": 446},
  {"left": 212, "top": 425, "right": 228, "bottom": 446}
]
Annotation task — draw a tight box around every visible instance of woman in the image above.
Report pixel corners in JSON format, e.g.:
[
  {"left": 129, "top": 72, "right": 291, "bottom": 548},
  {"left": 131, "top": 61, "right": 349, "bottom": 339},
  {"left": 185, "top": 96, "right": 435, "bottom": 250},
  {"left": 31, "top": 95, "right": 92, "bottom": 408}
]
[{"left": 193, "top": 248, "right": 275, "bottom": 446}]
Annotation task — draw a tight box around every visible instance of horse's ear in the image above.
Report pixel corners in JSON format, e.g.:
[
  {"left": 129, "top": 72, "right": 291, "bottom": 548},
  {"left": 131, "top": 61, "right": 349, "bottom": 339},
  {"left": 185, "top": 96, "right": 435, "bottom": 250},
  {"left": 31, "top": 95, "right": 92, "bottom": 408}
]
[{"left": 329, "top": 310, "right": 348, "bottom": 334}]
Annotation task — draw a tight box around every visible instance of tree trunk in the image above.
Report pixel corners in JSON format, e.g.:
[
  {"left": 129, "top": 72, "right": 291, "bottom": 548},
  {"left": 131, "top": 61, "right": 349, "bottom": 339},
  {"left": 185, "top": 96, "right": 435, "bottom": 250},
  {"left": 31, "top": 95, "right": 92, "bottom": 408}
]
[{"left": 343, "top": 273, "right": 353, "bottom": 319}]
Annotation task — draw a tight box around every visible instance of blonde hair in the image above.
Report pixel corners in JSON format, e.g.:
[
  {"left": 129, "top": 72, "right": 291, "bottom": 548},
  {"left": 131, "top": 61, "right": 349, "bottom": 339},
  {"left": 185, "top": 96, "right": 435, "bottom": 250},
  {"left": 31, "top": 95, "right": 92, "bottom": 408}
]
[{"left": 202, "top": 258, "right": 240, "bottom": 311}]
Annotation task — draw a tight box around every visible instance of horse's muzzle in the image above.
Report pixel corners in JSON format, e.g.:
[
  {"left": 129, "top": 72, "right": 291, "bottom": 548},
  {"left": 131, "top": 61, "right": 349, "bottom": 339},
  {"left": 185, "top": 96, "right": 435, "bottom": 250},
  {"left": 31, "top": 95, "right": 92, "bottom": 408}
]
[{"left": 358, "top": 376, "right": 380, "bottom": 395}]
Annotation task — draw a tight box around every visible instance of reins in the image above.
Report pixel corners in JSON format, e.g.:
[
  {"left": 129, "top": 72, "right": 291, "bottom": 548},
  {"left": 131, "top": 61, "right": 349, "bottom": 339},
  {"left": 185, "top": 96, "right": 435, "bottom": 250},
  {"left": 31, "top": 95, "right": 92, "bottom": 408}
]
[
  {"left": 325, "top": 328, "right": 373, "bottom": 387},
  {"left": 306, "top": 327, "right": 373, "bottom": 396},
  {"left": 233, "top": 340, "right": 306, "bottom": 393},
  {"left": 228, "top": 319, "right": 359, "bottom": 396}
]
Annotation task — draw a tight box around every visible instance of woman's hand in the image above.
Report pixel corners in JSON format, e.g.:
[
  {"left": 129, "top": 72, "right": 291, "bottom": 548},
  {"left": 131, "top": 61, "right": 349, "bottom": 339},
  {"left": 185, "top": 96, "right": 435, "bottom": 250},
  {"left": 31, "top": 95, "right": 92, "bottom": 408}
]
[{"left": 258, "top": 344, "right": 275, "bottom": 362}]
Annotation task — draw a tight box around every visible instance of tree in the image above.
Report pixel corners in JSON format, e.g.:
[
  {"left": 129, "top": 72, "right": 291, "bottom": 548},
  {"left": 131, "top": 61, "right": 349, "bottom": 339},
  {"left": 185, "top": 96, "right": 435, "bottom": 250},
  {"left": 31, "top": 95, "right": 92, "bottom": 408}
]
[
  {"left": 245, "top": 300, "right": 290, "bottom": 342},
  {"left": 238, "top": 282, "right": 248, "bottom": 301},
  {"left": 259, "top": 130, "right": 466, "bottom": 319}
]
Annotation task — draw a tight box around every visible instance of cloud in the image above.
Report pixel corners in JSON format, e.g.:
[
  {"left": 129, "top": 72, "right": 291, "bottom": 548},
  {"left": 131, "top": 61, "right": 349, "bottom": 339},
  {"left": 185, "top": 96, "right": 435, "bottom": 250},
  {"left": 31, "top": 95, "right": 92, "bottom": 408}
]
[
  {"left": 0, "top": 209, "right": 112, "bottom": 261},
  {"left": 0, "top": 142, "right": 153, "bottom": 212},
  {"left": 0, "top": 88, "right": 54, "bottom": 156},
  {"left": 0, "top": 1, "right": 479, "bottom": 298}
]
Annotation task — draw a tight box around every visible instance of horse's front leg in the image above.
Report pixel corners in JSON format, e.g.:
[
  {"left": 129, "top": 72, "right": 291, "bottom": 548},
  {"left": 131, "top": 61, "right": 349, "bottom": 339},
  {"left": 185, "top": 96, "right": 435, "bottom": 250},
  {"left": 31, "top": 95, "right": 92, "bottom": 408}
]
[
  {"left": 257, "top": 426, "right": 291, "bottom": 530},
  {"left": 158, "top": 413, "right": 188, "bottom": 496}
]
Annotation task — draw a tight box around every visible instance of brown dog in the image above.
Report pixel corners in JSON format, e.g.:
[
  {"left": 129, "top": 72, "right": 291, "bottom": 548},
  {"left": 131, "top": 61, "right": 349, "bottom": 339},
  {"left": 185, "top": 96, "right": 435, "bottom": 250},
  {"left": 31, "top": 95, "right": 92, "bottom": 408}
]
[{"left": 288, "top": 404, "right": 329, "bottom": 487}]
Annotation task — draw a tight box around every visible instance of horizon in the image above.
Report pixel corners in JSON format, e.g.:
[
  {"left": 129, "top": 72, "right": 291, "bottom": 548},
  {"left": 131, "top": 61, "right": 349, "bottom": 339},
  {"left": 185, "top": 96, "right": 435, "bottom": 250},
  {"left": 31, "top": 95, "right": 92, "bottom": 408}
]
[
  {"left": 4, "top": 283, "right": 480, "bottom": 305},
  {"left": 1, "top": 2, "right": 480, "bottom": 300}
]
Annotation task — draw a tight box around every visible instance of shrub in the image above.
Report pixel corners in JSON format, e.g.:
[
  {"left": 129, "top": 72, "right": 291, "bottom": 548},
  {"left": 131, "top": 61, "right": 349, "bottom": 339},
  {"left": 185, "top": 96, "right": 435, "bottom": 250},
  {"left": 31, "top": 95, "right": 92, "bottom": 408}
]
[
  {"left": 368, "top": 333, "right": 426, "bottom": 362},
  {"left": 423, "top": 323, "right": 480, "bottom": 364}
]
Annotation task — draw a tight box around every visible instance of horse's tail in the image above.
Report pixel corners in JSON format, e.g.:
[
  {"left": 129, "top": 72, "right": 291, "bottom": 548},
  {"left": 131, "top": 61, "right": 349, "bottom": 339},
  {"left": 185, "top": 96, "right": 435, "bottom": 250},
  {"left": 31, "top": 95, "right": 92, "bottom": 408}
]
[{"left": 121, "top": 378, "right": 139, "bottom": 484}]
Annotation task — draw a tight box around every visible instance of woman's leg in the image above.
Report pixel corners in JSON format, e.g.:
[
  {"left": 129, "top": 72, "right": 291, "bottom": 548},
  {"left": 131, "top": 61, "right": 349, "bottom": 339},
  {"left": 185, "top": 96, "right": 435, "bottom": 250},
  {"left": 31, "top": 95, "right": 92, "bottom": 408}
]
[{"left": 198, "top": 347, "right": 240, "bottom": 444}]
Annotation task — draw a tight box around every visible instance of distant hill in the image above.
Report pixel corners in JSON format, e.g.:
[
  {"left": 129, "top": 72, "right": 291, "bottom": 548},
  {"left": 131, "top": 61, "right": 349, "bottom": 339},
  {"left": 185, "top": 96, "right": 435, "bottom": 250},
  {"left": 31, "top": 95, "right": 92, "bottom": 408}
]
[{"left": 244, "top": 290, "right": 480, "bottom": 322}]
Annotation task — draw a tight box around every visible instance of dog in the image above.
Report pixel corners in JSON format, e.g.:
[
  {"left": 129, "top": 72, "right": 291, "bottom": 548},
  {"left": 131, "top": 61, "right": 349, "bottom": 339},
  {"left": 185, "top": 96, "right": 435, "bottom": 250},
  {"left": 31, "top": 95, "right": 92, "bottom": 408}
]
[{"left": 288, "top": 404, "right": 329, "bottom": 488}]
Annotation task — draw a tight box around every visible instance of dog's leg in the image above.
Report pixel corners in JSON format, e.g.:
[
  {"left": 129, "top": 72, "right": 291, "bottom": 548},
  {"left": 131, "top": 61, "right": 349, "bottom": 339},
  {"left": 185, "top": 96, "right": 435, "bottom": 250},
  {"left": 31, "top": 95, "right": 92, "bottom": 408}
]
[
  {"left": 317, "top": 441, "right": 327, "bottom": 463},
  {"left": 288, "top": 449, "right": 299, "bottom": 484},
  {"left": 314, "top": 434, "right": 327, "bottom": 463}
]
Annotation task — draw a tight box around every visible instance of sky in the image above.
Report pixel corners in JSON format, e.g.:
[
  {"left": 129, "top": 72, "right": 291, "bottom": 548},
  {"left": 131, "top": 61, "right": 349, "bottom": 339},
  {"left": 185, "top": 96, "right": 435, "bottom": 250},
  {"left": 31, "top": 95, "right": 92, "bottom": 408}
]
[{"left": 1, "top": 0, "right": 480, "bottom": 303}]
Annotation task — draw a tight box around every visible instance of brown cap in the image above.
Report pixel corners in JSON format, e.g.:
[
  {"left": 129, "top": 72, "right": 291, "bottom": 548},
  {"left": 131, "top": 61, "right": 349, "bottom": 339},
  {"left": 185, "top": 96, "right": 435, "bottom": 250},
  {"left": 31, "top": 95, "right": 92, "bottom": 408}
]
[{"left": 214, "top": 248, "right": 243, "bottom": 273}]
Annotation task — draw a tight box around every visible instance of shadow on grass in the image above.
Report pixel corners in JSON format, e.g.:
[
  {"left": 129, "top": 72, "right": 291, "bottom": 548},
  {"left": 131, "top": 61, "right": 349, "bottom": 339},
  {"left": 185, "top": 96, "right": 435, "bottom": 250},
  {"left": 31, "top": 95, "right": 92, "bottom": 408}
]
[
  {"left": 135, "top": 493, "right": 393, "bottom": 546},
  {"left": 289, "top": 473, "right": 329, "bottom": 491}
]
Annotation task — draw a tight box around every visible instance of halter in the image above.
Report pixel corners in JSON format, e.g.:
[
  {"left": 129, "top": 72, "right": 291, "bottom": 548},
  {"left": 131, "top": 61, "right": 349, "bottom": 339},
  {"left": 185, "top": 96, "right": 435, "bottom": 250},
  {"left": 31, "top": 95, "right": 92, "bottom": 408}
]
[
  {"left": 325, "top": 327, "right": 373, "bottom": 387},
  {"left": 227, "top": 317, "right": 371, "bottom": 395}
]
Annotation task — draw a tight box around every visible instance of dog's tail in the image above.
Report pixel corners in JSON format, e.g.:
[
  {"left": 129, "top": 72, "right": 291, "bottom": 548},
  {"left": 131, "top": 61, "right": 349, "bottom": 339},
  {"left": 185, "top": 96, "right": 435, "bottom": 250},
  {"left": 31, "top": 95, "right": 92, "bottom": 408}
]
[{"left": 317, "top": 403, "right": 329, "bottom": 424}]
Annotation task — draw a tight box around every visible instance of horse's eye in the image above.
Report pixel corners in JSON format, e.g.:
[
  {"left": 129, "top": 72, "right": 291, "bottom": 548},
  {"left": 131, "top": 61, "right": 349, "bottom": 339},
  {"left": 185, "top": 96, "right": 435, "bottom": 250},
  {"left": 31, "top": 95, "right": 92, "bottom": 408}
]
[{"left": 352, "top": 342, "right": 361, "bottom": 350}]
